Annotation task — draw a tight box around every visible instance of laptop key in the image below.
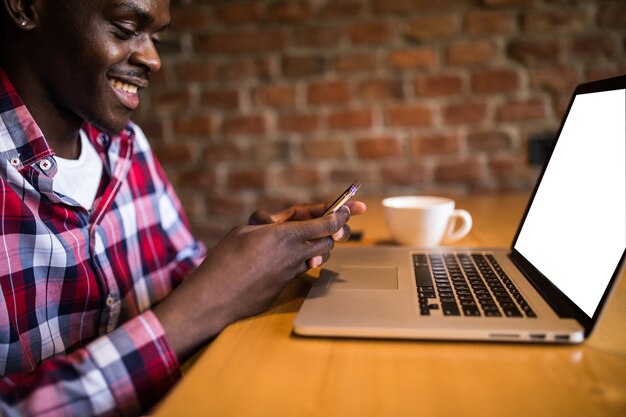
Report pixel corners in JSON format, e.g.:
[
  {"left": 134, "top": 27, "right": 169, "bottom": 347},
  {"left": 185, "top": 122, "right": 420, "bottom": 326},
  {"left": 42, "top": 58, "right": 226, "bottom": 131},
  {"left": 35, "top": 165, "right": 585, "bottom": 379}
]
[
  {"left": 442, "top": 302, "right": 461, "bottom": 316},
  {"left": 414, "top": 266, "right": 434, "bottom": 287}
]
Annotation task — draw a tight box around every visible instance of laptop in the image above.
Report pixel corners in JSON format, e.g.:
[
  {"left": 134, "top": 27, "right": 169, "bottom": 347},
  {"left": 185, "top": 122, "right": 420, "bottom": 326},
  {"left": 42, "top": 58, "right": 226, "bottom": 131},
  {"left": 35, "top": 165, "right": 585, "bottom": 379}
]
[{"left": 294, "top": 74, "right": 626, "bottom": 344}]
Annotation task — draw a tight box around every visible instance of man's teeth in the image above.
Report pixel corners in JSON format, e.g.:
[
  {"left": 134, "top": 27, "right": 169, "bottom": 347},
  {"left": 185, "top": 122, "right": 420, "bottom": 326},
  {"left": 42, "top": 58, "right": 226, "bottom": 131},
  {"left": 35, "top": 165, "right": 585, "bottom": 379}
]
[{"left": 109, "top": 79, "right": 138, "bottom": 94}]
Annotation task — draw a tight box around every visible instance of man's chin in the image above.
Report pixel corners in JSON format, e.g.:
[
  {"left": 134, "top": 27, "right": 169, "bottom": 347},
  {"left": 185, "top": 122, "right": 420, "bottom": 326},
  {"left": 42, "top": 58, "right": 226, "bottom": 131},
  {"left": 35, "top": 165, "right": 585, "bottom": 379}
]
[{"left": 84, "top": 113, "right": 132, "bottom": 136}]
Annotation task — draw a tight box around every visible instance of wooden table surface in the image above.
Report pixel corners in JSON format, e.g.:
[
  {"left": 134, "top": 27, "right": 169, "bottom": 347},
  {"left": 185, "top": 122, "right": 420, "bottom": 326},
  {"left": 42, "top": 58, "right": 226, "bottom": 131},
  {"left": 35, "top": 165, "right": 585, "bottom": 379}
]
[{"left": 155, "top": 194, "right": 626, "bottom": 417}]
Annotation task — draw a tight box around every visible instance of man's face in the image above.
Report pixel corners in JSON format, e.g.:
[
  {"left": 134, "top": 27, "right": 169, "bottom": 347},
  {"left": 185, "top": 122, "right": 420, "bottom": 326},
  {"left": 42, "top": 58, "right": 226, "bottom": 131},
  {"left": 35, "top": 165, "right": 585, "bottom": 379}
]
[{"left": 34, "top": 0, "right": 170, "bottom": 134}]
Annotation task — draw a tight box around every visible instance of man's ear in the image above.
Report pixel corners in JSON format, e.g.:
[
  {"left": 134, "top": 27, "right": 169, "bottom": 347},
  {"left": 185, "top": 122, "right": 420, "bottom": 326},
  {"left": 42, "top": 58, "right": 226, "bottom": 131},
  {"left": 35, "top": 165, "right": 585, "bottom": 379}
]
[{"left": 2, "top": 0, "right": 38, "bottom": 30}]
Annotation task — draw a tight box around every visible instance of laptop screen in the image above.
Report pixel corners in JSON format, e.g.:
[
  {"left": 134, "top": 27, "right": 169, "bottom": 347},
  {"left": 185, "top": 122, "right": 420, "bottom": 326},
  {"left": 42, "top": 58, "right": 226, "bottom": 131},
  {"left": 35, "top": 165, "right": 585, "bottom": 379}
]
[{"left": 514, "top": 87, "right": 626, "bottom": 318}]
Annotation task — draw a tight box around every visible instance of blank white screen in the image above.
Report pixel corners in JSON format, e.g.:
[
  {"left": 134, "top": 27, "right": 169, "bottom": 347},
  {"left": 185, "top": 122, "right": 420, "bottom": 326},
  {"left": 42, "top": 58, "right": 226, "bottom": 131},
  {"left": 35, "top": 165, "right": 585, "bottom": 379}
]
[{"left": 514, "top": 89, "right": 626, "bottom": 317}]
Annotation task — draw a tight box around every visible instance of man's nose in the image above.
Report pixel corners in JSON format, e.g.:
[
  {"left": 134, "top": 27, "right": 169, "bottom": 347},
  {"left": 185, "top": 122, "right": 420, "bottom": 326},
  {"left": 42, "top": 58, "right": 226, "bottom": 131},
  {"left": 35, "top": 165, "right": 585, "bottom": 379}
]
[{"left": 129, "top": 35, "right": 161, "bottom": 74}]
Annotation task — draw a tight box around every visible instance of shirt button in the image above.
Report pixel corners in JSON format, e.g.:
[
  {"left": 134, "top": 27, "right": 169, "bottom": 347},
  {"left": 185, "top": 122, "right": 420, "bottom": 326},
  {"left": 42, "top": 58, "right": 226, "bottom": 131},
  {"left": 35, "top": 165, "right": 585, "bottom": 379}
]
[
  {"left": 39, "top": 158, "right": 52, "bottom": 171},
  {"left": 105, "top": 295, "right": 115, "bottom": 307},
  {"left": 10, "top": 157, "right": 20, "bottom": 167}
]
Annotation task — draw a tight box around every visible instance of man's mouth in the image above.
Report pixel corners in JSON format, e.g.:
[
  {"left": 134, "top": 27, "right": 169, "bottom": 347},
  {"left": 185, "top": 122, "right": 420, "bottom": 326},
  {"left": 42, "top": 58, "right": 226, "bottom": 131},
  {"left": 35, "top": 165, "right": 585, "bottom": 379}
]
[
  {"left": 109, "top": 78, "right": 138, "bottom": 94},
  {"left": 107, "top": 76, "right": 142, "bottom": 110}
]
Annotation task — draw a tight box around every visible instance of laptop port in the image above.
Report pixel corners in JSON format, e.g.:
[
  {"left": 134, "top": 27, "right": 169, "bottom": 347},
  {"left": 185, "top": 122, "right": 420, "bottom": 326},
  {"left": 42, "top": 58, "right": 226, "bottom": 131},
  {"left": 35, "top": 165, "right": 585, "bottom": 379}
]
[
  {"left": 554, "top": 334, "right": 570, "bottom": 341},
  {"left": 529, "top": 334, "right": 546, "bottom": 340}
]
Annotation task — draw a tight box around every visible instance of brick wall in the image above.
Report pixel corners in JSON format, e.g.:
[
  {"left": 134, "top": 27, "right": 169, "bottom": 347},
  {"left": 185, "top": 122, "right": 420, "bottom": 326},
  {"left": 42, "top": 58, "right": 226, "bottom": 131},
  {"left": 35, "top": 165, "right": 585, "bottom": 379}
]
[{"left": 133, "top": 0, "right": 626, "bottom": 245}]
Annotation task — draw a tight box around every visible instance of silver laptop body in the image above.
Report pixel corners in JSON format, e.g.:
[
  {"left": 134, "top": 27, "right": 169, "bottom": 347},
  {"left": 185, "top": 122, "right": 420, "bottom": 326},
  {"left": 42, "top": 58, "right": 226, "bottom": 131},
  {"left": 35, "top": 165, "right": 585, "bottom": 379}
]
[{"left": 294, "top": 74, "right": 626, "bottom": 344}]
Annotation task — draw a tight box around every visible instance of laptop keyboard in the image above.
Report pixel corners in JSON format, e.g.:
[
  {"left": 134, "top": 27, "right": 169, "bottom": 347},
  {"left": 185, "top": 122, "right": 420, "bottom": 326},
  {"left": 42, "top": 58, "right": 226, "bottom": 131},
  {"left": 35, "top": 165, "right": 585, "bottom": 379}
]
[{"left": 414, "top": 252, "right": 536, "bottom": 318}]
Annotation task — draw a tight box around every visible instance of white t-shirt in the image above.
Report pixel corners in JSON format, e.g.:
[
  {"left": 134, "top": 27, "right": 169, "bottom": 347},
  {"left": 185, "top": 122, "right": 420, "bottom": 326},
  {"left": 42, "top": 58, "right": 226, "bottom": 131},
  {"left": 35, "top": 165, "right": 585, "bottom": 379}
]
[{"left": 53, "top": 130, "right": 103, "bottom": 210}]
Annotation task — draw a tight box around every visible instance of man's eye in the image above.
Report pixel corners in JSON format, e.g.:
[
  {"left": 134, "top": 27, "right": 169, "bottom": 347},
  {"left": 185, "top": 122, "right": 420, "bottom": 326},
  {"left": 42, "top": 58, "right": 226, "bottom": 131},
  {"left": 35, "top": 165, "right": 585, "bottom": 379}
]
[{"left": 114, "top": 24, "right": 138, "bottom": 39}]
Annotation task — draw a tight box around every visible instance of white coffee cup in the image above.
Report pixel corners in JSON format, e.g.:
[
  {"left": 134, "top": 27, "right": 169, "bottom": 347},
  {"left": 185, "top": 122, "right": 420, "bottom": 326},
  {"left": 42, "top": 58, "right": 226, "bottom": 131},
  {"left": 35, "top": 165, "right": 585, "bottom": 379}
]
[{"left": 382, "top": 196, "right": 472, "bottom": 247}]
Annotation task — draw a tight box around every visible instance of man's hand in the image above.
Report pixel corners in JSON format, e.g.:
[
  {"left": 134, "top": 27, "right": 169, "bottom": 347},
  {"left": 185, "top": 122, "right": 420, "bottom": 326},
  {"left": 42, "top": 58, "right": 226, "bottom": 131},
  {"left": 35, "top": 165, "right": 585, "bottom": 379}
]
[{"left": 153, "top": 205, "right": 364, "bottom": 361}]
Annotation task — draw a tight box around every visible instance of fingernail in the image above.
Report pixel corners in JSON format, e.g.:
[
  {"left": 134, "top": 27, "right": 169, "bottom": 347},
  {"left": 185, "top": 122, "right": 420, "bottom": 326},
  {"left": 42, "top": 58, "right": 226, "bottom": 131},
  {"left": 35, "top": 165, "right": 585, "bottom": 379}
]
[
  {"left": 332, "top": 228, "right": 345, "bottom": 241},
  {"left": 309, "top": 255, "right": 323, "bottom": 268}
]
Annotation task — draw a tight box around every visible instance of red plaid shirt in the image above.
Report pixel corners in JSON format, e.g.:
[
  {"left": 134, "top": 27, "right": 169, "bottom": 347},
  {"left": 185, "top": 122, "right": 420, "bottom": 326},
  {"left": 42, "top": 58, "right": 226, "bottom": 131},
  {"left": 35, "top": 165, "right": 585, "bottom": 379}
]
[{"left": 0, "top": 68, "right": 206, "bottom": 415}]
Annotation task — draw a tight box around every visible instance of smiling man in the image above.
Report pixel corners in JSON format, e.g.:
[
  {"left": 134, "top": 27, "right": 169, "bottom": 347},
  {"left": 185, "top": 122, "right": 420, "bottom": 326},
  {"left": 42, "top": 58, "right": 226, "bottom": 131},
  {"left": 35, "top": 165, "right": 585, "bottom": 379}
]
[{"left": 0, "top": 0, "right": 365, "bottom": 415}]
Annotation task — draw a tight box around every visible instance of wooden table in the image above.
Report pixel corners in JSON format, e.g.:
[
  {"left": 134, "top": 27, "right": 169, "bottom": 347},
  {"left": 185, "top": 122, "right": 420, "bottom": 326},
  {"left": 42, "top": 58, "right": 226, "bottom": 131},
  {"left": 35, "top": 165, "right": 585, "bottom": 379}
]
[{"left": 155, "top": 194, "right": 626, "bottom": 417}]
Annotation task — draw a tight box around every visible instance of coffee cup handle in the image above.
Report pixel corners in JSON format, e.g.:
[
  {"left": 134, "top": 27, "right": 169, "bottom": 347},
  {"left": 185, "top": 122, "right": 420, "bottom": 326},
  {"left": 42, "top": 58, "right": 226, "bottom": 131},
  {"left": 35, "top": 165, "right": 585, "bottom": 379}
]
[{"left": 443, "top": 209, "right": 473, "bottom": 244}]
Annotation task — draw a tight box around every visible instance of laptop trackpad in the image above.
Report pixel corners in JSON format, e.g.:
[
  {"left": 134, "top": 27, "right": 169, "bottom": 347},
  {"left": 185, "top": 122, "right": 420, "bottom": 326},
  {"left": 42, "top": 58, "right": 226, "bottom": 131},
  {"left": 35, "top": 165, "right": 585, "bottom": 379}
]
[{"left": 322, "top": 266, "right": 398, "bottom": 290}]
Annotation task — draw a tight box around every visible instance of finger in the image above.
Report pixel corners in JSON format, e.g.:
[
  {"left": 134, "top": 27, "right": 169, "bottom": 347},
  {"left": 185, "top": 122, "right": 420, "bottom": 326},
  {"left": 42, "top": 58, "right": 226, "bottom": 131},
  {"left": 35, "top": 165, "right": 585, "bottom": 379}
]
[
  {"left": 332, "top": 224, "right": 351, "bottom": 242},
  {"left": 248, "top": 210, "right": 274, "bottom": 225},
  {"left": 345, "top": 200, "right": 367, "bottom": 216},
  {"left": 308, "top": 255, "right": 323, "bottom": 269},
  {"left": 282, "top": 206, "right": 351, "bottom": 243}
]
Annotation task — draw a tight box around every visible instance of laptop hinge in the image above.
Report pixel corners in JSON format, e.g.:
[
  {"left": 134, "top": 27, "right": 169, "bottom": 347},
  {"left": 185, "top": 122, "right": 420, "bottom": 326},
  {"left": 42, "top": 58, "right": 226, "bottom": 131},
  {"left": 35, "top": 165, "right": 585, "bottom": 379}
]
[{"left": 508, "top": 251, "right": 577, "bottom": 319}]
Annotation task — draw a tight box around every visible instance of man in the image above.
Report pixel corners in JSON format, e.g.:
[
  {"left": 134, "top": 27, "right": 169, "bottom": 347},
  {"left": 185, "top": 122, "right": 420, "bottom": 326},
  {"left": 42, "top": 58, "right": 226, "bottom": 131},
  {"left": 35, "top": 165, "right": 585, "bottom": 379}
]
[{"left": 0, "top": 0, "right": 366, "bottom": 415}]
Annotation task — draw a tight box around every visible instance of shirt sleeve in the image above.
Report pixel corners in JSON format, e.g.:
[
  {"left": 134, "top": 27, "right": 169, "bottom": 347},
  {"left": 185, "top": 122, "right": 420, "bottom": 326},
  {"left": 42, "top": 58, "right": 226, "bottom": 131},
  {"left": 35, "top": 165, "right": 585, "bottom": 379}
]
[{"left": 0, "top": 311, "right": 181, "bottom": 417}]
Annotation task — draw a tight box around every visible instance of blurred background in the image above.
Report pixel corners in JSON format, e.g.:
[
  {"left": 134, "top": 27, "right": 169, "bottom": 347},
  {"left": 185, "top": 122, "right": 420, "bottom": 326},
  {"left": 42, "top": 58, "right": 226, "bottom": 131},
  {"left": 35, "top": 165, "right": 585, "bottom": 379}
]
[{"left": 133, "top": 0, "right": 626, "bottom": 246}]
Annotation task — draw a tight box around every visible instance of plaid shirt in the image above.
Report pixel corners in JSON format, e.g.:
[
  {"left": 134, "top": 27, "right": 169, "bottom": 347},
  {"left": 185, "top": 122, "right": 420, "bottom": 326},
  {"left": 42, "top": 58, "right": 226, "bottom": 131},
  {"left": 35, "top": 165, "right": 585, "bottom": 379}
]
[{"left": 0, "top": 68, "right": 206, "bottom": 416}]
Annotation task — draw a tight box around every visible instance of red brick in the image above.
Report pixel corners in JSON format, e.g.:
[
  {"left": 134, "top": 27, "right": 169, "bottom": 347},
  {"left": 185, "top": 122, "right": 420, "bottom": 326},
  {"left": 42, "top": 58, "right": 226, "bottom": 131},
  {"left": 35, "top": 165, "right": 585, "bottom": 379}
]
[
  {"left": 277, "top": 166, "right": 322, "bottom": 187},
  {"left": 282, "top": 55, "right": 325, "bottom": 77},
  {"left": 586, "top": 66, "right": 626, "bottom": 83},
  {"left": 497, "top": 99, "right": 546, "bottom": 122},
  {"left": 405, "top": 14, "right": 459, "bottom": 40},
  {"left": 318, "top": 1, "right": 365, "bottom": 18},
  {"left": 227, "top": 168, "right": 270, "bottom": 190},
  {"left": 176, "top": 168, "right": 217, "bottom": 191},
  {"left": 529, "top": 67, "right": 580, "bottom": 93},
  {"left": 523, "top": 8, "right": 590, "bottom": 32},
  {"left": 200, "top": 89, "right": 240, "bottom": 109},
  {"left": 388, "top": 48, "right": 437, "bottom": 69},
  {"left": 483, "top": 0, "right": 539, "bottom": 6},
  {"left": 381, "top": 164, "right": 428, "bottom": 185},
  {"left": 571, "top": 35, "right": 618, "bottom": 58},
  {"left": 411, "top": 133, "right": 461, "bottom": 156},
  {"left": 295, "top": 27, "right": 343, "bottom": 48},
  {"left": 215, "top": 2, "right": 261, "bottom": 24},
  {"left": 446, "top": 41, "right": 497, "bottom": 66},
  {"left": 203, "top": 143, "right": 244, "bottom": 162},
  {"left": 598, "top": 3, "right": 626, "bottom": 29},
  {"left": 434, "top": 158, "right": 485, "bottom": 183},
  {"left": 355, "top": 136, "right": 402, "bottom": 159},
  {"left": 302, "top": 139, "right": 346, "bottom": 160},
  {"left": 329, "top": 168, "right": 374, "bottom": 186},
  {"left": 153, "top": 143, "right": 195, "bottom": 164},
  {"left": 194, "top": 30, "right": 284, "bottom": 54},
  {"left": 465, "top": 10, "right": 516, "bottom": 35},
  {"left": 488, "top": 155, "right": 529, "bottom": 181},
  {"left": 414, "top": 74, "right": 464, "bottom": 97},
  {"left": 265, "top": 1, "right": 311, "bottom": 22},
  {"left": 359, "top": 79, "right": 404, "bottom": 101},
  {"left": 467, "top": 131, "right": 512, "bottom": 152},
  {"left": 277, "top": 114, "right": 321, "bottom": 132},
  {"left": 443, "top": 102, "right": 488, "bottom": 125},
  {"left": 250, "top": 141, "right": 290, "bottom": 161},
  {"left": 471, "top": 69, "right": 520, "bottom": 93},
  {"left": 206, "top": 194, "right": 248, "bottom": 217},
  {"left": 307, "top": 81, "right": 351, "bottom": 104},
  {"left": 221, "top": 115, "right": 267, "bottom": 135},
  {"left": 255, "top": 85, "right": 296, "bottom": 107},
  {"left": 336, "top": 53, "right": 378, "bottom": 73},
  {"left": 220, "top": 58, "right": 273, "bottom": 81},
  {"left": 385, "top": 105, "right": 433, "bottom": 127},
  {"left": 328, "top": 109, "right": 373, "bottom": 130},
  {"left": 152, "top": 89, "right": 192, "bottom": 112},
  {"left": 171, "top": 5, "right": 212, "bottom": 30},
  {"left": 173, "top": 114, "right": 214, "bottom": 136},
  {"left": 347, "top": 22, "right": 395, "bottom": 44},
  {"left": 508, "top": 39, "right": 561, "bottom": 65},
  {"left": 373, "top": 0, "right": 467, "bottom": 14},
  {"left": 175, "top": 61, "right": 219, "bottom": 83}
]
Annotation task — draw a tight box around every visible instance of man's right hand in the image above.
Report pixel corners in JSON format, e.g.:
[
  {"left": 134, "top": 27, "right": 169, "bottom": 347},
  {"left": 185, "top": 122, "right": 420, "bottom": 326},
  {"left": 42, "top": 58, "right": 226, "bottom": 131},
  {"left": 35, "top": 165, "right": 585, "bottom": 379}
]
[{"left": 152, "top": 207, "right": 351, "bottom": 361}]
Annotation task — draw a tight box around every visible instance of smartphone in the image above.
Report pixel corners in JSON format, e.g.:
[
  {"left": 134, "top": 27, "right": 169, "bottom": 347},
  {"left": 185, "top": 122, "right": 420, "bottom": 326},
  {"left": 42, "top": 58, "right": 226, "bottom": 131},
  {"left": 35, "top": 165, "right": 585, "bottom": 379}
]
[{"left": 321, "top": 181, "right": 361, "bottom": 217}]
